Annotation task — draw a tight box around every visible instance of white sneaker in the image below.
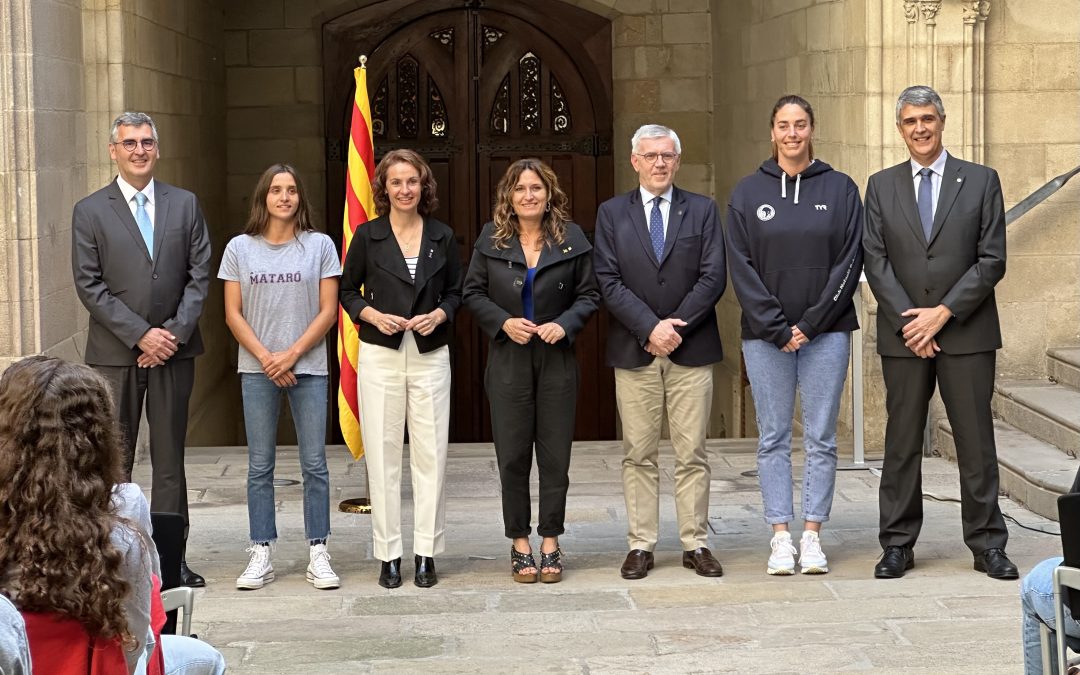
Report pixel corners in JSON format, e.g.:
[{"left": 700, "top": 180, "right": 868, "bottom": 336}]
[
  {"left": 236, "top": 544, "right": 274, "bottom": 589},
  {"left": 767, "top": 531, "right": 797, "bottom": 575},
  {"left": 799, "top": 530, "right": 829, "bottom": 574},
  {"left": 306, "top": 543, "right": 340, "bottom": 590}
]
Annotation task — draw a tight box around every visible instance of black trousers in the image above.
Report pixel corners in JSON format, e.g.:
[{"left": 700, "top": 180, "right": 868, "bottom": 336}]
[
  {"left": 94, "top": 358, "right": 195, "bottom": 525},
  {"left": 485, "top": 338, "right": 578, "bottom": 539},
  {"left": 878, "top": 350, "right": 1008, "bottom": 554}
]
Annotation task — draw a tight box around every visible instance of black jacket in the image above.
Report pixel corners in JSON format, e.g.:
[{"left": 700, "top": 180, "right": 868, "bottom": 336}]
[
  {"left": 726, "top": 158, "right": 863, "bottom": 348},
  {"left": 339, "top": 215, "right": 462, "bottom": 353},
  {"left": 463, "top": 221, "right": 599, "bottom": 346}
]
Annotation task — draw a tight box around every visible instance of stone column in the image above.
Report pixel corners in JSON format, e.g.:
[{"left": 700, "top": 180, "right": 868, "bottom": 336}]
[{"left": 961, "top": 0, "right": 990, "bottom": 163}]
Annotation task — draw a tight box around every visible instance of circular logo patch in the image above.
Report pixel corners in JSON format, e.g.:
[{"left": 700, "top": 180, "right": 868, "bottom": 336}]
[{"left": 756, "top": 204, "right": 775, "bottom": 222}]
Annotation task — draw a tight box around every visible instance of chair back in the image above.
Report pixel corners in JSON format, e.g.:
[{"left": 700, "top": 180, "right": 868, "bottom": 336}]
[
  {"left": 150, "top": 511, "right": 185, "bottom": 634},
  {"left": 1057, "top": 493, "right": 1080, "bottom": 609},
  {"left": 21, "top": 611, "right": 127, "bottom": 675}
]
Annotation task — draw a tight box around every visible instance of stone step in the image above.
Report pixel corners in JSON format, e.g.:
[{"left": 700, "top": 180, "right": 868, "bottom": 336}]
[
  {"left": 1049, "top": 346, "right": 1080, "bottom": 390},
  {"left": 935, "top": 418, "right": 1077, "bottom": 521},
  {"left": 993, "top": 379, "right": 1080, "bottom": 458}
]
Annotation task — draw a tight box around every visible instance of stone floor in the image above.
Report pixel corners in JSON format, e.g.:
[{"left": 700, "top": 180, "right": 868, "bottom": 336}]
[{"left": 133, "top": 439, "right": 1064, "bottom": 674}]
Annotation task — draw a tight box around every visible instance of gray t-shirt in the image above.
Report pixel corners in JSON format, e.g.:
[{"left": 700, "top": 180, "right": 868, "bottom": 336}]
[{"left": 218, "top": 231, "right": 341, "bottom": 375}]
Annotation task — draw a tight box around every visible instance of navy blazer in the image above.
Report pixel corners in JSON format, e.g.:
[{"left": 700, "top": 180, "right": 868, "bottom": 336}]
[
  {"left": 593, "top": 186, "right": 727, "bottom": 369},
  {"left": 463, "top": 222, "right": 599, "bottom": 346},
  {"left": 339, "top": 215, "right": 462, "bottom": 353}
]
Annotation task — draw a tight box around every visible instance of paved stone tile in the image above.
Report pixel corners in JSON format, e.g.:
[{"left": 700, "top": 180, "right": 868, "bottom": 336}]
[{"left": 135, "top": 442, "right": 1051, "bottom": 672}]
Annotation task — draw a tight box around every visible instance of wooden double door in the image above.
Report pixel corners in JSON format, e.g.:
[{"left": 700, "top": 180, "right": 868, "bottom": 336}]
[{"left": 324, "top": 0, "right": 616, "bottom": 442}]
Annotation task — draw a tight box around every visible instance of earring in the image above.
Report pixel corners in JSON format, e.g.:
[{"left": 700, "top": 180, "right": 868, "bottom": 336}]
[{"left": 545, "top": 201, "right": 551, "bottom": 212}]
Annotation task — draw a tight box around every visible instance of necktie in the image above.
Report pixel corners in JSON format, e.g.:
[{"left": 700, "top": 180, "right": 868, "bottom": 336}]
[
  {"left": 134, "top": 192, "right": 154, "bottom": 259},
  {"left": 649, "top": 197, "right": 664, "bottom": 262},
  {"left": 917, "top": 167, "right": 934, "bottom": 241}
]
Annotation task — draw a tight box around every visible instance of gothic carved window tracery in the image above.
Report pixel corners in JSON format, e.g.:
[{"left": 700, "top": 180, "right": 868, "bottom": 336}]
[
  {"left": 429, "top": 76, "right": 448, "bottom": 137},
  {"left": 519, "top": 52, "right": 541, "bottom": 134},
  {"left": 482, "top": 26, "right": 505, "bottom": 59},
  {"left": 397, "top": 54, "right": 419, "bottom": 138},
  {"left": 372, "top": 77, "right": 388, "bottom": 139},
  {"left": 491, "top": 74, "right": 511, "bottom": 135},
  {"left": 551, "top": 75, "right": 571, "bottom": 133},
  {"left": 429, "top": 28, "right": 454, "bottom": 49}
]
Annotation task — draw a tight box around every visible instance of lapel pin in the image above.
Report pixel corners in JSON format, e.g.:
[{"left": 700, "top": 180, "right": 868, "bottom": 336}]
[
  {"left": 428, "top": 249, "right": 433, "bottom": 258},
  {"left": 956, "top": 177, "right": 962, "bottom": 182},
  {"left": 678, "top": 210, "right": 683, "bottom": 216},
  {"left": 563, "top": 246, "right": 572, "bottom": 253}
]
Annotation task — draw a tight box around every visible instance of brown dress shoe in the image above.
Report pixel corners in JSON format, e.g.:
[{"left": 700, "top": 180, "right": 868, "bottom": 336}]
[
  {"left": 682, "top": 547, "right": 723, "bottom": 577},
  {"left": 620, "top": 549, "right": 654, "bottom": 580}
]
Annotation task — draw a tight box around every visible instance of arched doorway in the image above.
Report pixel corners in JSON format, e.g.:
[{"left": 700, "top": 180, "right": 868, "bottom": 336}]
[{"left": 323, "top": 0, "right": 615, "bottom": 442}]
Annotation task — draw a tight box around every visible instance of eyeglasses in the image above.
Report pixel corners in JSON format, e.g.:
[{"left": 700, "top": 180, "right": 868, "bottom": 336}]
[
  {"left": 113, "top": 138, "right": 157, "bottom": 152},
  {"left": 634, "top": 152, "right": 679, "bottom": 165}
]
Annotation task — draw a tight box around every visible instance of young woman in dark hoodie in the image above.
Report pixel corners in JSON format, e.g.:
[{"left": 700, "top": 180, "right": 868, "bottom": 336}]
[{"left": 726, "top": 95, "right": 863, "bottom": 576}]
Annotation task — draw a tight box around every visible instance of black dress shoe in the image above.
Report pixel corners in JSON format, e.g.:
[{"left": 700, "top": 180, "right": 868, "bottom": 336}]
[
  {"left": 414, "top": 555, "right": 438, "bottom": 588},
  {"left": 379, "top": 558, "right": 402, "bottom": 589},
  {"left": 179, "top": 560, "right": 205, "bottom": 588},
  {"left": 620, "top": 549, "right": 654, "bottom": 580},
  {"left": 974, "top": 548, "right": 1019, "bottom": 580},
  {"left": 874, "top": 545, "right": 914, "bottom": 578},
  {"left": 682, "top": 547, "right": 724, "bottom": 577}
]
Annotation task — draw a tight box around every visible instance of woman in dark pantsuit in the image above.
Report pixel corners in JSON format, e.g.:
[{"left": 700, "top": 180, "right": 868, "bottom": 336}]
[{"left": 463, "top": 158, "right": 600, "bottom": 584}]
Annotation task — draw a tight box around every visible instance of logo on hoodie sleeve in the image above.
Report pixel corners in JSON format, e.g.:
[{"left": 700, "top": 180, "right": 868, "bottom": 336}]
[{"left": 756, "top": 204, "right": 775, "bottom": 222}]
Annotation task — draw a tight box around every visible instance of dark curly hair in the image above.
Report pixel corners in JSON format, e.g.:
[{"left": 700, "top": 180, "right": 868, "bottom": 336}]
[
  {"left": 372, "top": 149, "right": 439, "bottom": 217},
  {"left": 0, "top": 356, "right": 135, "bottom": 648},
  {"left": 491, "top": 158, "right": 569, "bottom": 250}
]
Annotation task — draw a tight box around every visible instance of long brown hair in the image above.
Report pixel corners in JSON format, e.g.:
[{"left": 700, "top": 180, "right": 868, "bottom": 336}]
[
  {"left": 0, "top": 357, "right": 134, "bottom": 647},
  {"left": 372, "top": 149, "right": 439, "bottom": 217},
  {"left": 491, "top": 158, "right": 569, "bottom": 250},
  {"left": 244, "top": 163, "right": 315, "bottom": 237},
  {"left": 769, "top": 94, "right": 816, "bottom": 162}
]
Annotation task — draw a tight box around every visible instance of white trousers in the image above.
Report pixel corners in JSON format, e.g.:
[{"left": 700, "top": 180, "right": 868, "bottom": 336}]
[{"left": 357, "top": 332, "right": 450, "bottom": 560}]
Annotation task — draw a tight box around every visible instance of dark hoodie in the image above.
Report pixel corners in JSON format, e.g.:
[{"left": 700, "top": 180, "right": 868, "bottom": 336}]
[{"left": 725, "top": 158, "right": 863, "bottom": 348}]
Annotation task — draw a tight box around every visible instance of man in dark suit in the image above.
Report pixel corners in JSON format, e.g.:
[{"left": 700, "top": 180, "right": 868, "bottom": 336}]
[
  {"left": 594, "top": 124, "right": 727, "bottom": 580},
  {"left": 72, "top": 112, "right": 212, "bottom": 586},
  {"left": 864, "top": 86, "right": 1016, "bottom": 580}
]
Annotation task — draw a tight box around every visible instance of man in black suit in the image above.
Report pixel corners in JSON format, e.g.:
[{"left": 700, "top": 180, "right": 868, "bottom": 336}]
[
  {"left": 72, "top": 112, "right": 212, "bottom": 586},
  {"left": 594, "top": 124, "right": 727, "bottom": 579},
  {"left": 863, "top": 86, "right": 1017, "bottom": 580}
]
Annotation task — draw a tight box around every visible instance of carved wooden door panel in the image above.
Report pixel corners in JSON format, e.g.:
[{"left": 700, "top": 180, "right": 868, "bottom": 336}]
[{"left": 324, "top": 2, "right": 614, "bottom": 442}]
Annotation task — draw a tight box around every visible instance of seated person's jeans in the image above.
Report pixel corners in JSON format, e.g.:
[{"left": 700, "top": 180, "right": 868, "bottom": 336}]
[
  {"left": 135, "top": 635, "right": 226, "bottom": 675},
  {"left": 1022, "top": 556, "right": 1080, "bottom": 675}
]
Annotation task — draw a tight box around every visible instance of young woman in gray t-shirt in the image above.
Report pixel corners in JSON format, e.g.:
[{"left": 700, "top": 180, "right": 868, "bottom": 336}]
[{"left": 218, "top": 163, "right": 341, "bottom": 591}]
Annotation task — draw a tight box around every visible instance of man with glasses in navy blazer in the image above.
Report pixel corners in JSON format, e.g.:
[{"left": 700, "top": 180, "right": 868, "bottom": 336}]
[
  {"left": 594, "top": 124, "right": 727, "bottom": 580},
  {"left": 72, "top": 112, "right": 212, "bottom": 587}
]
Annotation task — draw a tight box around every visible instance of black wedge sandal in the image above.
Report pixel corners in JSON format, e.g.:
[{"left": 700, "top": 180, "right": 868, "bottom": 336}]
[
  {"left": 539, "top": 547, "right": 563, "bottom": 584},
  {"left": 511, "top": 546, "right": 538, "bottom": 584}
]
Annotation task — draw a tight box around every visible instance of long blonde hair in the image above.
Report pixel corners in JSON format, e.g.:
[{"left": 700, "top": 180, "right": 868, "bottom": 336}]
[{"left": 490, "top": 158, "right": 569, "bottom": 250}]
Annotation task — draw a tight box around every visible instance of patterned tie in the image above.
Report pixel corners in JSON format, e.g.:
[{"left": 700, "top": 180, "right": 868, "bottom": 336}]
[
  {"left": 134, "top": 192, "right": 154, "bottom": 259},
  {"left": 649, "top": 196, "right": 664, "bottom": 262},
  {"left": 917, "top": 167, "right": 934, "bottom": 241}
]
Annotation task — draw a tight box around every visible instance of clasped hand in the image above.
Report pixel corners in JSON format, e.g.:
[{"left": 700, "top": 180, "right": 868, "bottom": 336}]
[
  {"left": 371, "top": 309, "right": 446, "bottom": 337},
  {"left": 900, "top": 304, "right": 951, "bottom": 359},
  {"left": 136, "top": 327, "right": 178, "bottom": 368},
  {"left": 646, "top": 318, "right": 687, "bottom": 357},
  {"left": 502, "top": 318, "right": 566, "bottom": 345}
]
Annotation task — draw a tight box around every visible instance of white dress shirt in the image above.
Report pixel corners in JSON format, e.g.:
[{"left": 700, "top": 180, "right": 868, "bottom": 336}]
[
  {"left": 116, "top": 175, "right": 157, "bottom": 229},
  {"left": 909, "top": 149, "right": 948, "bottom": 219},
  {"left": 639, "top": 185, "right": 673, "bottom": 239}
]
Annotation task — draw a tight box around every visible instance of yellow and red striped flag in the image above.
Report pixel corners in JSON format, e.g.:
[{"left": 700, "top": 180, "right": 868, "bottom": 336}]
[{"left": 338, "top": 60, "right": 376, "bottom": 460}]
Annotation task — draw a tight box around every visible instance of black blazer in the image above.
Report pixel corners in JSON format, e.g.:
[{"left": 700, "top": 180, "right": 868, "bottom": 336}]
[
  {"left": 340, "top": 215, "right": 462, "bottom": 353},
  {"left": 863, "top": 153, "right": 1006, "bottom": 357},
  {"left": 593, "top": 186, "right": 727, "bottom": 369},
  {"left": 462, "top": 222, "right": 599, "bottom": 346}
]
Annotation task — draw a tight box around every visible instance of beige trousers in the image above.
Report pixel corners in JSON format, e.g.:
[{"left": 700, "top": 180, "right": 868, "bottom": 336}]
[
  {"left": 357, "top": 332, "right": 450, "bottom": 561},
  {"left": 615, "top": 357, "right": 713, "bottom": 551}
]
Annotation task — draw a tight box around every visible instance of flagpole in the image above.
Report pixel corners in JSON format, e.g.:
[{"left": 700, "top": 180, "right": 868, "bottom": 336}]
[{"left": 338, "top": 53, "right": 373, "bottom": 515}]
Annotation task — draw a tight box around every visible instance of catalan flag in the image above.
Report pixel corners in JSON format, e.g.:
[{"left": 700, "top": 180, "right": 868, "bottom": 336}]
[{"left": 338, "top": 59, "right": 376, "bottom": 460}]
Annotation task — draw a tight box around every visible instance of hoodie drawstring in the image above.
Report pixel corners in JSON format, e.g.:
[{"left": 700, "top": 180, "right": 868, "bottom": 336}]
[{"left": 780, "top": 172, "right": 801, "bottom": 204}]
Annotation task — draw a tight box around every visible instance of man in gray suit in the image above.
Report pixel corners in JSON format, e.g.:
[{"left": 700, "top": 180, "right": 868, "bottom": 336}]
[
  {"left": 864, "top": 86, "right": 1016, "bottom": 580},
  {"left": 72, "top": 112, "right": 211, "bottom": 586}
]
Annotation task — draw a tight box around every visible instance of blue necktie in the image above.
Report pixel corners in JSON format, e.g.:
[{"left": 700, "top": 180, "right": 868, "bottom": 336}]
[
  {"left": 134, "top": 192, "right": 153, "bottom": 259},
  {"left": 649, "top": 197, "right": 664, "bottom": 262},
  {"left": 917, "top": 167, "right": 934, "bottom": 241}
]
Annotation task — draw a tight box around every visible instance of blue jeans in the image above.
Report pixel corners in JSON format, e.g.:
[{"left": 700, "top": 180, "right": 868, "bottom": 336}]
[
  {"left": 1022, "top": 556, "right": 1080, "bottom": 675},
  {"left": 241, "top": 373, "right": 331, "bottom": 543},
  {"left": 743, "top": 332, "right": 850, "bottom": 524}
]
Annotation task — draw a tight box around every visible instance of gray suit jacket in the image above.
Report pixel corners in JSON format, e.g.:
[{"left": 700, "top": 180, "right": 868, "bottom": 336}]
[
  {"left": 72, "top": 179, "right": 212, "bottom": 366},
  {"left": 863, "top": 153, "right": 1006, "bottom": 357}
]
